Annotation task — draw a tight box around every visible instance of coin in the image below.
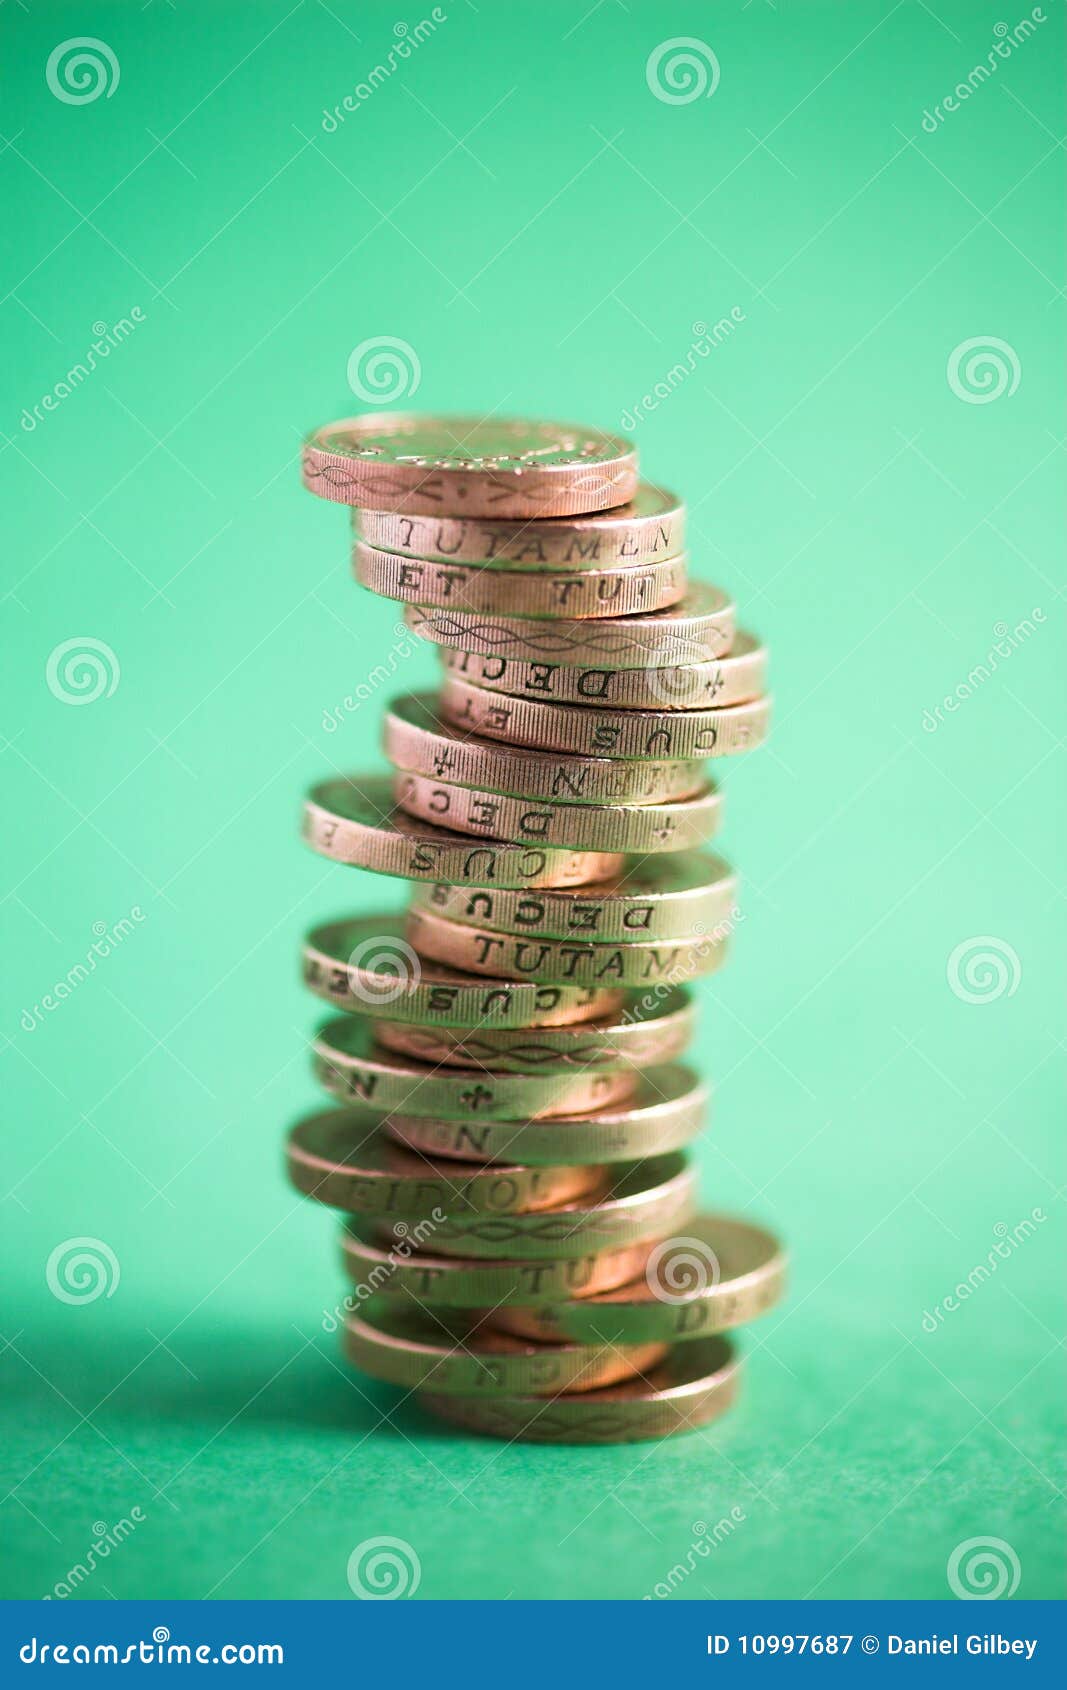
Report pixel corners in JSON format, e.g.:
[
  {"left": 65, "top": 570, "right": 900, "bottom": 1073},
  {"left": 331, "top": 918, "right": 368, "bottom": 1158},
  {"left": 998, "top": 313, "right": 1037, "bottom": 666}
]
[
  {"left": 354, "top": 542, "right": 687, "bottom": 618},
  {"left": 303, "top": 916, "right": 626, "bottom": 1027},
  {"left": 340, "top": 1223, "right": 656, "bottom": 1307},
  {"left": 404, "top": 582, "right": 734, "bottom": 668},
  {"left": 373, "top": 1152, "right": 695, "bottom": 1260},
  {"left": 384, "top": 1066, "right": 706, "bottom": 1166},
  {"left": 437, "top": 630, "right": 766, "bottom": 710},
  {"left": 342, "top": 1299, "right": 666, "bottom": 1395},
  {"left": 302, "top": 414, "right": 638, "bottom": 516},
  {"left": 393, "top": 771, "right": 724, "bottom": 854},
  {"left": 405, "top": 905, "right": 729, "bottom": 988},
  {"left": 311, "top": 1015, "right": 638, "bottom": 1120},
  {"left": 385, "top": 694, "right": 707, "bottom": 806},
  {"left": 409, "top": 852, "right": 736, "bottom": 944},
  {"left": 286, "top": 1109, "right": 600, "bottom": 1216},
  {"left": 302, "top": 774, "right": 624, "bottom": 889},
  {"left": 493, "top": 1214, "right": 786, "bottom": 1345},
  {"left": 353, "top": 483, "right": 685, "bottom": 568},
  {"left": 419, "top": 1335, "right": 739, "bottom": 1443},
  {"left": 373, "top": 988, "right": 696, "bottom": 1072},
  {"left": 440, "top": 679, "right": 771, "bottom": 762}
]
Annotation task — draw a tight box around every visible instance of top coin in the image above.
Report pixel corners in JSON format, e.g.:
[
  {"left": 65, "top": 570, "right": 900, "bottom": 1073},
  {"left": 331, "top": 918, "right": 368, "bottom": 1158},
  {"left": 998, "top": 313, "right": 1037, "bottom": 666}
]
[
  {"left": 301, "top": 414, "right": 639, "bottom": 517},
  {"left": 353, "top": 483, "right": 684, "bottom": 568}
]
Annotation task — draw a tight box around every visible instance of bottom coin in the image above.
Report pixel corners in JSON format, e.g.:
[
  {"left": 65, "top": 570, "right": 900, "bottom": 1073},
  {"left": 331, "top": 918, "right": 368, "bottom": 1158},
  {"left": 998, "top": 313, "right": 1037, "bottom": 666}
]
[
  {"left": 418, "top": 1335, "right": 740, "bottom": 1443},
  {"left": 343, "top": 1298, "right": 665, "bottom": 1395}
]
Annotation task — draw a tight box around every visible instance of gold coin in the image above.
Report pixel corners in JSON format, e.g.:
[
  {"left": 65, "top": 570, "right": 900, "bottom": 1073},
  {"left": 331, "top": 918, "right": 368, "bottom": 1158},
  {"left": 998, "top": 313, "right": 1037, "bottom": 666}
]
[
  {"left": 384, "top": 1065, "right": 707, "bottom": 1166},
  {"left": 303, "top": 915, "right": 626, "bottom": 1027},
  {"left": 302, "top": 413, "right": 637, "bottom": 516},
  {"left": 340, "top": 1223, "right": 656, "bottom": 1307},
  {"left": 494, "top": 1213, "right": 787, "bottom": 1344},
  {"left": 302, "top": 773, "right": 625, "bottom": 889},
  {"left": 311, "top": 1014, "right": 638, "bottom": 1120},
  {"left": 419, "top": 1335, "right": 740, "bottom": 1443},
  {"left": 286, "top": 1109, "right": 599, "bottom": 1217},
  {"left": 409, "top": 851, "right": 736, "bottom": 944},
  {"left": 372, "top": 987, "right": 696, "bottom": 1072},
  {"left": 353, "top": 541, "right": 686, "bottom": 618},
  {"left": 405, "top": 904, "right": 730, "bottom": 988},
  {"left": 352, "top": 482, "right": 684, "bottom": 567},
  {"left": 371, "top": 1152, "right": 695, "bottom": 1260},
  {"left": 436, "top": 629, "right": 766, "bottom": 709},
  {"left": 342, "top": 1298, "right": 665, "bottom": 1396},
  {"left": 393, "top": 770, "right": 724, "bottom": 854},
  {"left": 404, "top": 582, "right": 734, "bottom": 668},
  {"left": 385, "top": 693, "right": 706, "bottom": 806},
  {"left": 440, "top": 678, "right": 771, "bottom": 761}
]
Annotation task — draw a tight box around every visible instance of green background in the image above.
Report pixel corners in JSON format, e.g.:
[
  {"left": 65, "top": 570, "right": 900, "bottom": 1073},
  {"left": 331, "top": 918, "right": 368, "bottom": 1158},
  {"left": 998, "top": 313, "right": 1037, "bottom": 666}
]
[{"left": 1, "top": 0, "right": 1063, "bottom": 1602}]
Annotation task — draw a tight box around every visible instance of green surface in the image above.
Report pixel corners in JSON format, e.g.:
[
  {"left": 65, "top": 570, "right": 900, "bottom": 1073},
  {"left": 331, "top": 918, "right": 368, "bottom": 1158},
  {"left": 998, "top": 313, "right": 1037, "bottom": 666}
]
[{"left": 1, "top": 0, "right": 1064, "bottom": 1603}]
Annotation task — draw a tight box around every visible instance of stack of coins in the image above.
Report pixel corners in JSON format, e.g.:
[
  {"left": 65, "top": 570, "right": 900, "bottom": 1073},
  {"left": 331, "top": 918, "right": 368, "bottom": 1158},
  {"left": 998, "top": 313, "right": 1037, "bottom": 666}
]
[{"left": 292, "top": 414, "right": 786, "bottom": 1444}]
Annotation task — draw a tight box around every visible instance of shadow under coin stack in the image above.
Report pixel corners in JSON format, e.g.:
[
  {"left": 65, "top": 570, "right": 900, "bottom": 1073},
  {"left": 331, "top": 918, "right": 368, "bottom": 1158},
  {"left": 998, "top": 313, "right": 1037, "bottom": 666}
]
[{"left": 292, "top": 413, "right": 787, "bottom": 1444}]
